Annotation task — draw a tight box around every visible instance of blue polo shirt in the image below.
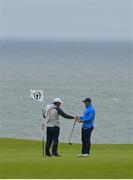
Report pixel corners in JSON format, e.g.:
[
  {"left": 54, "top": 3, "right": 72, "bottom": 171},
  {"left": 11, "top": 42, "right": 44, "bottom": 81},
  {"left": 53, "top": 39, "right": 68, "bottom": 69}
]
[{"left": 80, "top": 104, "right": 95, "bottom": 129}]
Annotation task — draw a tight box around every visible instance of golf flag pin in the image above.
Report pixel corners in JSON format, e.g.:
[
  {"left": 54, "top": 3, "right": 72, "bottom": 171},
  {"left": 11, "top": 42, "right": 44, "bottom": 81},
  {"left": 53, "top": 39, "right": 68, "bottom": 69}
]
[{"left": 30, "top": 89, "right": 44, "bottom": 102}]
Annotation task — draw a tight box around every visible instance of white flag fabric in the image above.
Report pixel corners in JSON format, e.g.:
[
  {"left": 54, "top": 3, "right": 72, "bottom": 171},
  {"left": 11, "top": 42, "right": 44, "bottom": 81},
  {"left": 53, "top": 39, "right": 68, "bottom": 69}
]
[{"left": 30, "top": 89, "right": 44, "bottom": 102}]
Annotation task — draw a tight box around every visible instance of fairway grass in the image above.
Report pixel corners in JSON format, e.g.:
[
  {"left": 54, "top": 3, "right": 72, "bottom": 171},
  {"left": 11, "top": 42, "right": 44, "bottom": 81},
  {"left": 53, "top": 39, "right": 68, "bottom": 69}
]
[{"left": 0, "top": 138, "right": 133, "bottom": 179}]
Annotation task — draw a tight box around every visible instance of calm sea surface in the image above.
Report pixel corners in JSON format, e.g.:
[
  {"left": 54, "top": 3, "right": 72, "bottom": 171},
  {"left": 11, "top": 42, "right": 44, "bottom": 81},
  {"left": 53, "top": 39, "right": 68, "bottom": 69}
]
[{"left": 0, "top": 40, "right": 133, "bottom": 143}]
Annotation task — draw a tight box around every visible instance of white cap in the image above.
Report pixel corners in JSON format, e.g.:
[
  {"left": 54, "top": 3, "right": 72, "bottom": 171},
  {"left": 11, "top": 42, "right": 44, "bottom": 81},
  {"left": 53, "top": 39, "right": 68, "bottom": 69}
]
[{"left": 53, "top": 98, "right": 63, "bottom": 104}]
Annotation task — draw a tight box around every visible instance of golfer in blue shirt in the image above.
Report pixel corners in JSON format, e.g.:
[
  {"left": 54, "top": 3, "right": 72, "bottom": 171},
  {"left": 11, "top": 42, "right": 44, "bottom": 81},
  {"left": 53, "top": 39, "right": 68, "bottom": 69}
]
[{"left": 77, "top": 98, "right": 95, "bottom": 157}]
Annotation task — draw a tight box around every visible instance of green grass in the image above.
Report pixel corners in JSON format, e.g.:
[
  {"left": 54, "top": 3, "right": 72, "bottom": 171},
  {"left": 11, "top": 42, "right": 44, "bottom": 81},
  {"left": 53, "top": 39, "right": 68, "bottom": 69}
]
[{"left": 0, "top": 138, "right": 133, "bottom": 179}]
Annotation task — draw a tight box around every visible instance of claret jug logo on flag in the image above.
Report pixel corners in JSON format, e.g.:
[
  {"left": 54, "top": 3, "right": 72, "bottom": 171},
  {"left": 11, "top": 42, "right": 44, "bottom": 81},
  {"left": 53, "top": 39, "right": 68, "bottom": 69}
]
[{"left": 30, "top": 89, "right": 44, "bottom": 102}]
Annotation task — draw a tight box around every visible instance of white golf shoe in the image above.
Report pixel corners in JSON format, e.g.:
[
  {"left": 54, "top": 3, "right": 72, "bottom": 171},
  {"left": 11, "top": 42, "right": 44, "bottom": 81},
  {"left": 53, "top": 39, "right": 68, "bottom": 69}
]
[{"left": 77, "top": 153, "right": 90, "bottom": 157}]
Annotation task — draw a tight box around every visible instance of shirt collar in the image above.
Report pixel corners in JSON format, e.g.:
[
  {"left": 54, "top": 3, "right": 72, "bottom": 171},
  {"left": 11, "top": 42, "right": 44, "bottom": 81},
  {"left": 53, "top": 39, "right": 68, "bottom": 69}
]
[{"left": 86, "top": 104, "right": 92, "bottom": 108}]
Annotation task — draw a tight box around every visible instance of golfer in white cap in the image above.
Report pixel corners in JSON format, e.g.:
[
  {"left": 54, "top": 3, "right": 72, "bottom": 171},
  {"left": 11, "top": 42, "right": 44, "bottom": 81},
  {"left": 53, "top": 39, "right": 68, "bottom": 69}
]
[{"left": 43, "top": 98, "right": 75, "bottom": 157}]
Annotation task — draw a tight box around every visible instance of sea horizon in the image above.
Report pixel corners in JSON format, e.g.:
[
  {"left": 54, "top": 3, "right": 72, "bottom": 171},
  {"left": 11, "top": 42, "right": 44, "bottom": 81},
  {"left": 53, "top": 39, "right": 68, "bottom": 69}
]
[{"left": 0, "top": 39, "right": 133, "bottom": 144}]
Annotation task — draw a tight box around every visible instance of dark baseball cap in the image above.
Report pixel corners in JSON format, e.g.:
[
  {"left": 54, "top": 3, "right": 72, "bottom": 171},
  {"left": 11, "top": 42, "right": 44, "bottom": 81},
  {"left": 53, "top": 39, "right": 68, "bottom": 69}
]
[{"left": 82, "top": 98, "right": 91, "bottom": 103}]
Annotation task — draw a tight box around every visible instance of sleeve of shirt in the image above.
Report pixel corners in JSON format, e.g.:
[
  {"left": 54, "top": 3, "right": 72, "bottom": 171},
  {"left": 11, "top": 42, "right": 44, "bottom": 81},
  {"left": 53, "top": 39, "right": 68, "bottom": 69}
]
[
  {"left": 56, "top": 107, "right": 75, "bottom": 119},
  {"left": 79, "top": 116, "right": 83, "bottom": 120}
]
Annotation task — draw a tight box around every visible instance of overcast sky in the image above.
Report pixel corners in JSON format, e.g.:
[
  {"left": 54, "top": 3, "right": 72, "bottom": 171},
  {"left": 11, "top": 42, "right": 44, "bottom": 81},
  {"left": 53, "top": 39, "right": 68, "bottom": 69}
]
[{"left": 0, "top": 0, "right": 132, "bottom": 41}]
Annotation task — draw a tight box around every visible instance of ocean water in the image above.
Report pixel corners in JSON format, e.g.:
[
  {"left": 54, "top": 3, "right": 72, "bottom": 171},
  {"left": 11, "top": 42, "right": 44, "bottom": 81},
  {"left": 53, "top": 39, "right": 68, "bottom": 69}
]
[{"left": 0, "top": 40, "right": 133, "bottom": 144}]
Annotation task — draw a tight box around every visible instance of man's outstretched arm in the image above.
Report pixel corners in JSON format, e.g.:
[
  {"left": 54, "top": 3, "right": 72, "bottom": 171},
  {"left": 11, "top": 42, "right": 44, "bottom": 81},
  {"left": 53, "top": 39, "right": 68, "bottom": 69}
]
[{"left": 56, "top": 107, "right": 75, "bottom": 119}]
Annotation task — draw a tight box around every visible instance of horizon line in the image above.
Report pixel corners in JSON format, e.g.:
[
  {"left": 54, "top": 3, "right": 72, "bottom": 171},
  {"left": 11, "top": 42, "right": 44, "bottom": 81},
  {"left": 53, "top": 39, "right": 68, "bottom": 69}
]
[{"left": 0, "top": 38, "right": 133, "bottom": 43}]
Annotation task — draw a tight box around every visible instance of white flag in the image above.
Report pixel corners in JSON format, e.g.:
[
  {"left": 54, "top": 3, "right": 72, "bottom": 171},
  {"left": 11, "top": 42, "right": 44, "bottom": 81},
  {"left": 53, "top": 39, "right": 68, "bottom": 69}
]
[{"left": 30, "top": 89, "right": 44, "bottom": 102}]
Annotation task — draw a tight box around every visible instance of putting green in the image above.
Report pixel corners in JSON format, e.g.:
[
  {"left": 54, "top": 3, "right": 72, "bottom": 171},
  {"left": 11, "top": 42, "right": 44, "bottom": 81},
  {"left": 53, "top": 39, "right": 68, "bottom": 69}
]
[{"left": 0, "top": 138, "right": 133, "bottom": 178}]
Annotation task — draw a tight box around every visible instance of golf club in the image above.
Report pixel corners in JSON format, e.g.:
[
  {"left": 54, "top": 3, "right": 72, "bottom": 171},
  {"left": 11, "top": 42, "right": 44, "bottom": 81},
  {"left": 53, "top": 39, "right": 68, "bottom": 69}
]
[{"left": 68, "top": 119, "right": 76, "bottom": 145}]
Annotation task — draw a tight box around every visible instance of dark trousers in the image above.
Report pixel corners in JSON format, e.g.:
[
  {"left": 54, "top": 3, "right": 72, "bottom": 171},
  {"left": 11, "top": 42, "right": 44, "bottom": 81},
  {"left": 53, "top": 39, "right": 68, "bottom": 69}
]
[
  {"left": 81, "top": 127, "right": 94, "bottom": 154},
  {"left": 45, "top": 126, "right": 60, "bottom": 155}
]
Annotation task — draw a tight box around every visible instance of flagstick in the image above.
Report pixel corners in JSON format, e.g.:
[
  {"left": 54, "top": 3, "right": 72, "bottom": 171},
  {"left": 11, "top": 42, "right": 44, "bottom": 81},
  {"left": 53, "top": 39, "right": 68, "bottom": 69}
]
[
  {"left": 41, "top": 103, "right": 45, "bottom": 158},
  {"left": 30, "top": 89, "right": 45, "bottom": 158},
  {"left": 42, "top": 122, "right": 45, "bottom": 158}
]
